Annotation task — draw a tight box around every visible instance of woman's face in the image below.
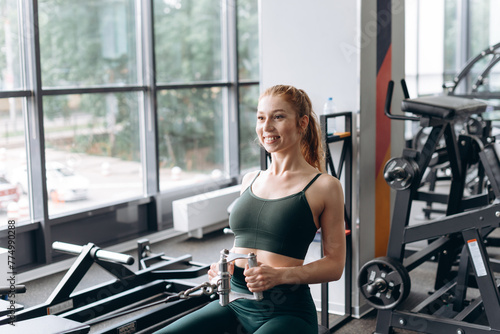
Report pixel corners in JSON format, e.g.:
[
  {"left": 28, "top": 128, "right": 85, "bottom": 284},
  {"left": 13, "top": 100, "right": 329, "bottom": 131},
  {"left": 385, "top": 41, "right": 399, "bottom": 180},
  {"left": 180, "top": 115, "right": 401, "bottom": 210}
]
[{"left": 256, "top": 95, "right": 307, "bottom": 154}]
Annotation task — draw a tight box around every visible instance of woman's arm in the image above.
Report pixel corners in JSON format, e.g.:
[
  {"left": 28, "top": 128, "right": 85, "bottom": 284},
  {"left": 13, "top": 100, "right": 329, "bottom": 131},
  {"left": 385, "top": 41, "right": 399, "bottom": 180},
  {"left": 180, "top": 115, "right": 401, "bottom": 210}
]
[{"left": 244, "top": 175, "right": 346, "bottom": 291}]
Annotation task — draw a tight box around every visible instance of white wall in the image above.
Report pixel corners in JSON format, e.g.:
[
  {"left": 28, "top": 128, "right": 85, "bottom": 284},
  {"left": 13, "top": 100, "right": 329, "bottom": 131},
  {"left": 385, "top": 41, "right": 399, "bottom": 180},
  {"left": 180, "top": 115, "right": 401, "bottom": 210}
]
[
  {"left": 259, "top": 0, "right": 360, "bottom": 315},
  {"left": 259, "top": 0, "right": 359, "bottom": 114}
]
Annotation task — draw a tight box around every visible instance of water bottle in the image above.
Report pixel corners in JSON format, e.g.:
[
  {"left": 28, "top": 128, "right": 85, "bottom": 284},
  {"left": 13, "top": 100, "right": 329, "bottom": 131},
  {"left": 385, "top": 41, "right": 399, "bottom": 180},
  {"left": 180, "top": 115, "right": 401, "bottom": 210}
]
[{"left": 323, "top": 97, "right": 337, "bottom": 135}]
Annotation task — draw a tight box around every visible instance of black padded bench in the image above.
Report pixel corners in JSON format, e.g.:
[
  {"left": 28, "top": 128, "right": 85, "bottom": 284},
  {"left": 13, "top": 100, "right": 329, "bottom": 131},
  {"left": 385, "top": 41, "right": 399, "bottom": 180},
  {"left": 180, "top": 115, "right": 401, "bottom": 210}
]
[{"left": 401, "top": 95, "right": 487, "bottom": 119}]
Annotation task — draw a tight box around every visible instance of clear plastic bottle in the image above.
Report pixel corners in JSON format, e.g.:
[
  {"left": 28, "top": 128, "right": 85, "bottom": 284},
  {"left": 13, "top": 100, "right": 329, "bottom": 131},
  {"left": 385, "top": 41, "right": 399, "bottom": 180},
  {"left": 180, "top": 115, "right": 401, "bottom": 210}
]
[{"left": 323, "top": 97, "right": 337, "bottom": 135}]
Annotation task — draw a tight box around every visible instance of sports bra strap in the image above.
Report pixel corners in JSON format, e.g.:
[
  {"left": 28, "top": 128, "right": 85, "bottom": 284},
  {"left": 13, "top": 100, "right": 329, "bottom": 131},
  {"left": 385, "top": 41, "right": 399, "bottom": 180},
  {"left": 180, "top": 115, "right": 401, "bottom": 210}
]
[
  {"left": 302, "top": 173, "right": 322, "bottom": 192},
  {"left": 249, "top": 171, "right": 261, "bottom": 187},
  {"left": 249, "top": 171, "right": 321, "bottom": 192}
]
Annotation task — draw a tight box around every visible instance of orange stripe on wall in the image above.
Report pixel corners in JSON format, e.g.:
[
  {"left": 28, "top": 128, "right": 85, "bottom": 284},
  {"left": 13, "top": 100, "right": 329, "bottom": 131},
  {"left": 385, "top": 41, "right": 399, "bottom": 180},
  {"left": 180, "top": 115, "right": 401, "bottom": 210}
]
[
  {"left": 375, "top": 45, "right": 392, "bottom": 257},
  {"left": 375, "top": 148, "right": 392, "bottom": 256}
]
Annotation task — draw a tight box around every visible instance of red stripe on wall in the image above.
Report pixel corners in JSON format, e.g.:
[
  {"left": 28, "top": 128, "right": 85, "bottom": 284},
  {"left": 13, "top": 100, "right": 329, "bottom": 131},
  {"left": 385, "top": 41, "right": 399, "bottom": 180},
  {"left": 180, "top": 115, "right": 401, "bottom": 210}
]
[{"left": 375, "top": 45, "right": 392, "bottom": 257}]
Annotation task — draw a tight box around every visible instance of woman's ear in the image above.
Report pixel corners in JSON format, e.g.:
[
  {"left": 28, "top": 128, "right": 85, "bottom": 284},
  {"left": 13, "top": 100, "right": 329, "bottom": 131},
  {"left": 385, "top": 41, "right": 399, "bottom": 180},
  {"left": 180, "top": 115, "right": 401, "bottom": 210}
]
[{"left": 299, "top": 115, "right": 309, "bottom": 132}]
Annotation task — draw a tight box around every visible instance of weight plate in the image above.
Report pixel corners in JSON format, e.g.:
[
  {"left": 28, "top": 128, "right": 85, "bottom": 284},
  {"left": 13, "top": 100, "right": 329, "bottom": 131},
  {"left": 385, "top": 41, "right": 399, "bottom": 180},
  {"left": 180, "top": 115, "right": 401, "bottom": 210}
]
[
  {"left": 358, "top": 256, "right": 411, "bottom": 310},
  {"left": 383, "top": 157, "right": 419, "bottom": 190}
]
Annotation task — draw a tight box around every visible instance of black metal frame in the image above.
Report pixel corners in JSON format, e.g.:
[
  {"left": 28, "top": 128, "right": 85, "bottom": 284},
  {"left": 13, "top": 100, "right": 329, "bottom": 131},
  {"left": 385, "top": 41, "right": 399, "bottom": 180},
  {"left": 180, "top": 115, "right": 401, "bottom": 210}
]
[
  {"left": 444, "top": 42, "right": 500, "bottom": 101},
  {"left": 0, "top": 241, "right": 212, "bottom": 333},
  {"left": 369, "top": 86, "right": 500, "bottom": 334},
  {"left": 319, "top": 112, "right": 353, "bottom": 332}
]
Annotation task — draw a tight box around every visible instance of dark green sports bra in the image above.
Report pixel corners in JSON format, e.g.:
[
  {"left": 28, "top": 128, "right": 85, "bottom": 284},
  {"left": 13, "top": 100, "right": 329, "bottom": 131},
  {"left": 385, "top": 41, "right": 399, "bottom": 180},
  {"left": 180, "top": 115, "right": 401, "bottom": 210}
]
[{"left": 229, "top": 172, "right": 321, "bottom": 260}]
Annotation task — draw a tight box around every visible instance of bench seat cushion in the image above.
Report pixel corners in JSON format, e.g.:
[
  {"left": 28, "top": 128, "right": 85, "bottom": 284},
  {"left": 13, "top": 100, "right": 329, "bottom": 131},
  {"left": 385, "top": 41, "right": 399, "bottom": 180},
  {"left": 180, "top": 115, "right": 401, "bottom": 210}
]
[{"left": 401, "top": 95, "right": 487, "bottom": 119}]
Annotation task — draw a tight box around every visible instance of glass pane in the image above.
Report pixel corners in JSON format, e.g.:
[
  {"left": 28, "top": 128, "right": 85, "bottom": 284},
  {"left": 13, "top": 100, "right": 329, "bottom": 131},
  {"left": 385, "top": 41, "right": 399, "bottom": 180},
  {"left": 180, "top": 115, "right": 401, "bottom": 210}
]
[
  {"left": 239, "top": 85, "right": 260, "bottom": 172},
  {"left": 43, "top": 93, "right": 143, "bottom": 216},
  {"left": 38, "top": 0, "right": 138, "bottom": 88},
  {"left": 469, "top": 0, "right": 490, "bottom": 58},
  {"left": 467, "top": 1, "right": 500, "bottom": 100},
  {"left": 0, "top": 1, "right": 23, "bottom": 90},
  {"left": 237, "top": 0, "right": 259, "bottom": 81},
  {"left": 154, "top": 0, "right": 223, "bottom": 83},
  {"left": 158, "top": 87, "right": 224, "bottom": 191},
  {"left": 443, "top": 0, "right": 459, "bottom": 83},
  {"left": 0, "top": 98, "right": 29, "bottom": 224}
]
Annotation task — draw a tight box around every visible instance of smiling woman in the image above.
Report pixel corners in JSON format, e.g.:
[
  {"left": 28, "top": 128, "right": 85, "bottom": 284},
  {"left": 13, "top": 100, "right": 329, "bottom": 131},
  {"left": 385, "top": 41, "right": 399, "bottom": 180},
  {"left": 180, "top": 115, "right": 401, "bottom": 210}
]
[{"left": 154, "top": 85, "right": 346, "bottom": 334}]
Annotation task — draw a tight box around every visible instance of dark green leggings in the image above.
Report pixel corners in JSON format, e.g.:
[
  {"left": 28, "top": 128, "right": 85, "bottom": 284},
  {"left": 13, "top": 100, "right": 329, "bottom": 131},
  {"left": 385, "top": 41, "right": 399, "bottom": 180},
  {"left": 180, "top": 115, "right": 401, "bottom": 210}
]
[{"left": 153, "top": 266, "right": 318, "bottom": 334}]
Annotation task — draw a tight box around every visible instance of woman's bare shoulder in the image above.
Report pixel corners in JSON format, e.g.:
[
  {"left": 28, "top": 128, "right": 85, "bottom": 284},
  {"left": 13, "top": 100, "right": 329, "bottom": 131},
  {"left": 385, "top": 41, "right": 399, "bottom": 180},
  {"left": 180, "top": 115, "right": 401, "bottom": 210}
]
[
  {"left": 314, "top": 173, "right": 343, "bottom": 195},
  {"left": 240, "top": 170, "right": 261, "bottom": 193}
]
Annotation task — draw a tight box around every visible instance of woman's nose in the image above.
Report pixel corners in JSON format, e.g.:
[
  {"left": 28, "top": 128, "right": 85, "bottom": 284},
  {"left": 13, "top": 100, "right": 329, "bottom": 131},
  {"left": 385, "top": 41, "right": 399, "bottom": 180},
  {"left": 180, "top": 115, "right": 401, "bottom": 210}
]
[{"left": 263, "top": 119, "right": 274, "bottom": 130}]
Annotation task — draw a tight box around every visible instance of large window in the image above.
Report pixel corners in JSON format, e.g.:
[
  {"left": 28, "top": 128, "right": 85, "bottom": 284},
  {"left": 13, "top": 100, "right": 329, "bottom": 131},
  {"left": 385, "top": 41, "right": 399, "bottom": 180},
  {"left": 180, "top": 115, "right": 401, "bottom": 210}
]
[
  {"left": 157, "top": 87, "right": 224, "bottom": 190},
  {"left": 237, "top": 0, "right": 260, "bottom": 173},
  {"left": 0, "top": 1, "right": 29, "bottom": 226},
  {"left": 42, "top": 92, "right": 142, "bottom": 216},
  {"left": 406, "top": 0, "right": 500, "bottom": 97},
  {"left": 0, "top": 98, "right": 28, "bottom": 224},
  {"left": 0, "top": 0, "right": 259, "bottom": 270},
  {"left": 39, "top": 0, "right": 139, "bottom": 88},
  {"left": 38, "top": 0, "right": 143, "bottom": 216},
  {"left": 154, "top": 0, "right": 223, "bottom": 83}
]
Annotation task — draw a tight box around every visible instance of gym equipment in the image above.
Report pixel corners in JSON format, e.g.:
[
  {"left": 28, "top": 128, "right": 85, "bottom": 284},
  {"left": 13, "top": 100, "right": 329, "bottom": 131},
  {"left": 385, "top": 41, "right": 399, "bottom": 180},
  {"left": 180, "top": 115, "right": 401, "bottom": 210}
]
[
  {"left": 0, "top": 240, "right": 265, "bottom": 333},
  {"left": 359, "top": 79, "right": 500, "bottom": 334},
  {"left": 443, "top": 42, "right": 500, "bottom": 103},
  {"left": 320, "top": 111, "right": 354, "bottom": 331},
  {"left": 358, "top": 256, "right": 411, "bottom": 310},
  {"left": 216, "top": 249, "right": 263, "bottom": 306},
  {"left": 383, "top": 157, "right": 420, "bottom": 190},
  {"left": 0, "top": 285, "right": 26, "bottom": 318}
]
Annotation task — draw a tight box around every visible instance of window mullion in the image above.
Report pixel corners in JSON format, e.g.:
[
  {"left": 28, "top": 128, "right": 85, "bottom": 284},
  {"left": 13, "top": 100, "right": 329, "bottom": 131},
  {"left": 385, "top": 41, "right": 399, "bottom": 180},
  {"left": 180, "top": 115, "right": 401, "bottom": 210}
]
[
  {"left": 21, "top": 0, "right": 51, "bottom": 263},
  {"left": 225, "top": 0, "right": 240, "bottom": 178}
]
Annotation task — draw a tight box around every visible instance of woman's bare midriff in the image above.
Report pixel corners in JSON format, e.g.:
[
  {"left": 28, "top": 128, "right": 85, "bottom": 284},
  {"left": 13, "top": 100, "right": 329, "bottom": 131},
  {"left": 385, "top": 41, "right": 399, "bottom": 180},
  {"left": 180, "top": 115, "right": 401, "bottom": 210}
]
[{"left": 231, "top": 246, "right": 304, "bottom": 269}]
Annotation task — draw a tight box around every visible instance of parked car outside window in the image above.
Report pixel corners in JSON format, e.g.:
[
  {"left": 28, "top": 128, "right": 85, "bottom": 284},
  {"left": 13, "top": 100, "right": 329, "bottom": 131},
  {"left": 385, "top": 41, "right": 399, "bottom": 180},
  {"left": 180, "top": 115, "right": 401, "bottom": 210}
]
[{"left": 0, "top": 176, "right": 20, "bottom": 210}]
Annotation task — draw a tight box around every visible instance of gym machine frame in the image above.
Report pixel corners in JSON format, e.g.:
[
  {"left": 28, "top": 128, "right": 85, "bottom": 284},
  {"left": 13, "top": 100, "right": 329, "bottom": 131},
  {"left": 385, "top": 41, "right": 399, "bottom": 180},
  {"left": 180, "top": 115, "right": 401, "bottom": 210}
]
[
  {"left": 359, "top": 80, "right": 500, "bottom": 334},
  {"left": 0, "top": 240, "right": 213, "bottom": 333},
  {"left": 0, "top": 239, "right": 265, "bottom": 333}
]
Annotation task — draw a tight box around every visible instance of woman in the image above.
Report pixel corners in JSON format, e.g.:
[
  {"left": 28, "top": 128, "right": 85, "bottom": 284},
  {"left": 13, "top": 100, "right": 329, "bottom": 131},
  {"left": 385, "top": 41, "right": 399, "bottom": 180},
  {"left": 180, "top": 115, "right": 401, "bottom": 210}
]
[{"left": 154, "top": 85, "right": 346, "bottom": 334}]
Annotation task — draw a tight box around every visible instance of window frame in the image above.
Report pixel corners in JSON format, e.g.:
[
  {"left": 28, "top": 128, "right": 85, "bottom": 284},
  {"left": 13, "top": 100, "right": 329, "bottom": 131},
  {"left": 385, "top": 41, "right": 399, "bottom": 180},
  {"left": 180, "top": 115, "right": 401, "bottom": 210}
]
[{"left": 0, "top": 0, "right": 259, "bottom": 272}]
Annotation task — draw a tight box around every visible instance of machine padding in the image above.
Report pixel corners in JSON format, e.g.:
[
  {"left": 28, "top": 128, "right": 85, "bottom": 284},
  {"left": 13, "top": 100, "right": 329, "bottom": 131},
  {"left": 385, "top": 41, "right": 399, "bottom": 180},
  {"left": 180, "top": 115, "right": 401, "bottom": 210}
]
[{"left": 401, "top": 95, "right": 487, "bottom": 119}]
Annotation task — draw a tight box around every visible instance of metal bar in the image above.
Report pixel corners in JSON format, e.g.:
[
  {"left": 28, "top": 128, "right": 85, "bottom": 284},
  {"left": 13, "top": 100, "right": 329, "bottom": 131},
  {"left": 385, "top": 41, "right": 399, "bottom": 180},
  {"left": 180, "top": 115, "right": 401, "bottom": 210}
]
[
  {"left": 45, "top": 244, "right": 97, "bottom": 304},
  {"left": 403, "top": 236, "right": 450, "bottom": 272},
  {"left": 410, "top": 279, "right": 457, "bottom": 313},
  {"left": 225, "top": 0, "right": 241, "bottom": 178},
  {"left": 156, "top": 81, "right": 231, "bottom": 90},
  {"left": 141, "top": 0, "right": 159, "bottom": 200},
  {"left": 404, "top": 202, "right": 500, "bottom": 244},
  {"left": 0, "top": 90, "right": 31, "bottom": 98},
  {"left": 452, "top": 246, "right": 470, "bottom": 312},
  {"left": 462, "top": 228, "right": 500, "bottom": 329},
  {"left": 22, "top": 0, "right": 51, "bottom": 262},
  {"left": 391, "top": 310, "right": 500, "bottom": 334},
  {"left": 41, "top": 86, "right": 146, "bottom": 96},
  {"left": 96, "top": 293, "right": 211, "bottom": 334}
]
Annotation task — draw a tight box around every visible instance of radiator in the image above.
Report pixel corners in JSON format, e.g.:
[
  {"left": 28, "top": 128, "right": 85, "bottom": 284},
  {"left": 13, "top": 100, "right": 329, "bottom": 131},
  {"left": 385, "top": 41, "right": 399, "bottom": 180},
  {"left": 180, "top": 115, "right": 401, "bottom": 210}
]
[{"left": 172, "top": 185, "right": 241, "bottom": 238}]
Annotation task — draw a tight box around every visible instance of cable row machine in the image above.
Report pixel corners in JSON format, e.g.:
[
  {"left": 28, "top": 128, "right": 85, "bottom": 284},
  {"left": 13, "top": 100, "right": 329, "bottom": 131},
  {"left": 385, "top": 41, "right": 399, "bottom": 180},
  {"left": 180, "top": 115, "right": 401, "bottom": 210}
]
[
  {"left": 358, "top": 80, "right": 500, "bottom": 334},
  {"left": 0, "top": 240, "right": 262, "bottom": 333}
]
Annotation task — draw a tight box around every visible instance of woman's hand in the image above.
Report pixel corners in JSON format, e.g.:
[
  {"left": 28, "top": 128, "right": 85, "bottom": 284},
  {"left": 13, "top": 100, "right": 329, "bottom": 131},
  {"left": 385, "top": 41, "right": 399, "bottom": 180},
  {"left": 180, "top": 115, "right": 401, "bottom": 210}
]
[
  {"left": 244, "top": 263, "right": 281, "bottom": 292},
  {"left": 208, "top": 261, "right": 234, "bottom": 281}
]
